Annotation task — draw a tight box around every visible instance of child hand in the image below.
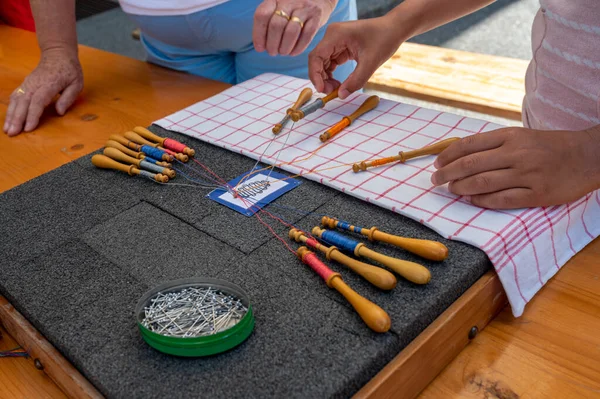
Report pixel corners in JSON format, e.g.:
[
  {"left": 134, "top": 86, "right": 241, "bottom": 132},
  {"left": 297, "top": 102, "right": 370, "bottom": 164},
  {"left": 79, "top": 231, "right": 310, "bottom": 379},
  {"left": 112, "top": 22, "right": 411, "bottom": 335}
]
[
  {"left": 431, "top": 127, "right": 600, "bottom": 209},
  {"left": 308, "top": 16, "right": 406, "bottom": 98}
]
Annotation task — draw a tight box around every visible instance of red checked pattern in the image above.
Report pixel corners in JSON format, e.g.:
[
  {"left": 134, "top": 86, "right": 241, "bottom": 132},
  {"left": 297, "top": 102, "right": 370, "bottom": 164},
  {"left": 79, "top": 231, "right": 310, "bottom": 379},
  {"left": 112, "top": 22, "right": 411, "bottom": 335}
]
[{"left": 154, "top": 73, "right": 600, "bottom": 317}]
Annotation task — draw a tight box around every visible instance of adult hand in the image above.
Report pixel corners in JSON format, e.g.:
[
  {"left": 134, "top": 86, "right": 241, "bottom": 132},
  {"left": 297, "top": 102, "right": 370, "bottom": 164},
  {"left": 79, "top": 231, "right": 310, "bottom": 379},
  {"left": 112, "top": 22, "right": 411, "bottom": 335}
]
[
  {"left": 253, "top": 0, "right": 337, "bottom": 57},
  {"left": 3, "top": 49, "right": 83, "bottom": 137},
  {"left": 431, "top": 127, "right": 600, "bottom": 209},
  {"left": 308, "top": 16, "right": 405, "bottom": 98}
]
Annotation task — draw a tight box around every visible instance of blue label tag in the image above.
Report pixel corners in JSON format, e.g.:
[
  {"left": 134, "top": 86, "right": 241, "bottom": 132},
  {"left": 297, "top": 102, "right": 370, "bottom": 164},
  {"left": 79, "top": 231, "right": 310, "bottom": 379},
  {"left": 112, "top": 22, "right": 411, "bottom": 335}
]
[{"left": 207, "top": 167, "right": 301, "bottom": 217}]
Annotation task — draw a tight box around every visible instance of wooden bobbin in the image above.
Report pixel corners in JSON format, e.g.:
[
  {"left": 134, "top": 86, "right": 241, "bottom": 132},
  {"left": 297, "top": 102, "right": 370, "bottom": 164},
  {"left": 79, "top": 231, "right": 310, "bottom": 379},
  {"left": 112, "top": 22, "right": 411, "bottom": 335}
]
[
  {"left": 319, "top": 95, "right": 379, "bottom": 142},
  {"left": 109, "top": 134, "right": 141, "bottom": 152},
  {"left": 312, "top": 226, "right": 431, "bottom": 285},
  {"left": 103, "top": 147, "right": 142, "bottom": 167},
  {"left": 91, "top": 155, "right": 169, "bottom": 182},
  {"left": 163, "top": 147, "right": 189, "bottom": 163},
  {"left": 105, "top": 140, "right": 144, "bottom": 159},
  {"left": 133, "top": 126, "right": 195, "bottom": 157},
  {"left": 289, "top": 229, "right": 396, "bottom": 290},
  {"left": 125, "top": 131, "right": 188, "bottom": 162},
  {"left": 124, "top": 131, "right": 159, "bottom": 147},
  {"left": 290, "top": 88, "right": 339, "bottom": 122},
  {"left": 352, "top": 137, "right": 460, "bottom": 172},
  {"left": 321, "top": 216, "right": 449, "bottom": 261},
  {"left": 296, "top": 246, "right": 391, "bottom": 333},
  {"left": 272, "top": 88, "right": 313, "bottom": 134},
  {"left": 104, "top": 148, "right": 176, "bottom": 179}
]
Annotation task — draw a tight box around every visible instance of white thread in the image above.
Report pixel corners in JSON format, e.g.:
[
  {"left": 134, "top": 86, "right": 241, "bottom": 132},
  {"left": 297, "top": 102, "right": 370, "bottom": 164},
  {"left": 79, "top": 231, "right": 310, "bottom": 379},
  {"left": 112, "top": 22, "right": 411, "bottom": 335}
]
[{"left": 266, "top": 122, "right": 294, "bottom": 182}]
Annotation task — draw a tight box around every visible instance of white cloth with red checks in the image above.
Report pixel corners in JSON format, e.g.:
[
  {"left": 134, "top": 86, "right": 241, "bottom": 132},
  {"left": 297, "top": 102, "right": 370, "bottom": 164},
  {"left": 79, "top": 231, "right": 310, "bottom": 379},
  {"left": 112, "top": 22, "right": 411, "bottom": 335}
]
[{"left": 153, "top": 73, "right": 600, "bottom": 317}]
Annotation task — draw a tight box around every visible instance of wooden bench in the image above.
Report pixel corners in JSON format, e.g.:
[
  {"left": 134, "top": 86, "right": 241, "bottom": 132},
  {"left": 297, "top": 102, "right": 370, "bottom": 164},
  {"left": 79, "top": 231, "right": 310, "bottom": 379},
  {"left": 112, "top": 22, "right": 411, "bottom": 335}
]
[{"left": 366, "top": 42, "right": 529, "bottom": 121}]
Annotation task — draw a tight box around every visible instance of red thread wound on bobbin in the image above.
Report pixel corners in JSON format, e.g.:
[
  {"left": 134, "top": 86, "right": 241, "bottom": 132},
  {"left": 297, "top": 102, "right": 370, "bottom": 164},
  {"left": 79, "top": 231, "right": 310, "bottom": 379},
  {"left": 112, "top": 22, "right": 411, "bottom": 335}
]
[
  {"left": 305, "top": 237, "right": 320, "bottom": 249},
  {"left": 164, "top": 138, "right": 187, "bottom": 153},
  {"left": 303, "top": 252, "right": 335, "bottom": 282}
]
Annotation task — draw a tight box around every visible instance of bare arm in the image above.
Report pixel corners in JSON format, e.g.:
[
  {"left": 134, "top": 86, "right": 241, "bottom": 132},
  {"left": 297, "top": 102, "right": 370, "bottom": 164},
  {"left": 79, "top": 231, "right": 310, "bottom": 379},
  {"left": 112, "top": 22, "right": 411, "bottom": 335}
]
[
  {"left": 387, "top": 0, "right": 496, "bottom": 40},
  {"left": 309, "top": 0, "right": 496, "bottom": 96},
  {"left": 30, "top": 0, "right": 78, "bottom": 56}
]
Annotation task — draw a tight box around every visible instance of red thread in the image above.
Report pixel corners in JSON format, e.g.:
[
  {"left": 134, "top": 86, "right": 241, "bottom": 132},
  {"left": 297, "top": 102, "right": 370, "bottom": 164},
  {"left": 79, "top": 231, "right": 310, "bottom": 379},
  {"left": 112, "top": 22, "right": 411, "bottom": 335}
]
[
  {"left": 302, "top": 252, "right": 335, "bottom": 282},
  {"left": 164, "top": 138, "right": 187, "bottom": 153},
  {"left": 305, "top": 237, "right": 320, "bottom": 249}
]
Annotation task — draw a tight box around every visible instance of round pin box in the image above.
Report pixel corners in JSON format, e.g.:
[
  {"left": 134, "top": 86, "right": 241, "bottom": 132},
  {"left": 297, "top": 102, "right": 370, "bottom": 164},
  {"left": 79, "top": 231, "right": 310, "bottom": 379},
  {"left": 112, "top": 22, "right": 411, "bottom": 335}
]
[{"left": 135, "top": 278, "right": 254, "bottom": 357}]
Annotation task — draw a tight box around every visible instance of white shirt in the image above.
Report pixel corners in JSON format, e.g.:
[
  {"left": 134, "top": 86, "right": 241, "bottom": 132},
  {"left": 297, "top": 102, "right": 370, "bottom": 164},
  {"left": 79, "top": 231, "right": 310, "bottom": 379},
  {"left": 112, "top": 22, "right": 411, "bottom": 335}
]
[{"left": 118, "top": 0, "right": 231, "bottom": 16}]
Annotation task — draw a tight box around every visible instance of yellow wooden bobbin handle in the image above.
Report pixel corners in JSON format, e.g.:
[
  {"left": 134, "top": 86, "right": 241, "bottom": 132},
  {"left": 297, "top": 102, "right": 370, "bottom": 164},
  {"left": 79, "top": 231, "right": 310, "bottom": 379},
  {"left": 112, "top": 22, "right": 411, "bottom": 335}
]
[
  {"left": 320, "top": 95, "right": 380, "bottom": 142},
  {"left": 321, "top": 216, "right": 448, "bottom": 261},
  {"left": 109, "top": 134, "right": 141, "bottom": 151},
  {"left": 92, "top": 154, "right": 136, "bottom": 175},
  {"left": 124, "top": 131, "right": 158, "bottom": 147},
  {"left": 288, "top": 87, "right": 313, "bottom": 114},
  {"left": 355, "top": 245, "right": 431, "bottom": 285},
  {"left": 91, "top": 155, "right": 169, "bottom": 182},
  {"left": 105, "top": 147, "right": 175, "bottom": 178},
  {"left": 289, "top": 229, "right": 396, "bottom": 290},
  {"left": 105, "top": 140, "right": 144, "bottom": 159},
  {"left": 103, "top": 147, "right": 142, "bottom": 167},
  {"left": 290, "top": 87, "right": 339, "bottom": 122},
  {"left": 321, "top": 87, "right": 340, "bottom": 105},
  {"left": 311, "top": 226, "right": 431, "bottom": 285},
  {"left": 297, "top": 247, "right": 391, "bottom": 333},
  {"left": 352, "top": 137, "right": 460, "bottom": 172},
  {"left": 273, "top": 88, "right": 313, "bottom": 134},
  {"left": 132, "top": 126, "right": 166, "bottom": 145},
  {"left": 399, "top": 137, "right": 460, "bottom": 162},
  {"left": 133, "top": 126, "right": 196, "bottom": 157}
]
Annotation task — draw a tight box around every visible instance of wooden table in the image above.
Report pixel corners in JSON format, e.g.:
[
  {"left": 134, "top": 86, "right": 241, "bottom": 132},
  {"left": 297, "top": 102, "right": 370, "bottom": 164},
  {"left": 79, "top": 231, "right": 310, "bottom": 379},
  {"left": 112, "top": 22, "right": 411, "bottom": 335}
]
[{"left": 1, "top": 25, "right": 598, "bottom": 399}]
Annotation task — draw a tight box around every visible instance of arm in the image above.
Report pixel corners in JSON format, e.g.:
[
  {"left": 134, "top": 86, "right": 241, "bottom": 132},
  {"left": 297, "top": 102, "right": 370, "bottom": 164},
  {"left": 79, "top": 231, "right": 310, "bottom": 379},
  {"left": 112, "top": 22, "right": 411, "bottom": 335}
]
[
  {"left": 386, "top": 0, "right": 495, "bottom": 39},
  {"left": 3, "top": 0, "right": 83, "bottom": 137},
  {"left": 30, "top": 0, "right": 78, "bottom": 56},
  {"left": 308, "top": 0, "right": 495, "bottom": 97}
]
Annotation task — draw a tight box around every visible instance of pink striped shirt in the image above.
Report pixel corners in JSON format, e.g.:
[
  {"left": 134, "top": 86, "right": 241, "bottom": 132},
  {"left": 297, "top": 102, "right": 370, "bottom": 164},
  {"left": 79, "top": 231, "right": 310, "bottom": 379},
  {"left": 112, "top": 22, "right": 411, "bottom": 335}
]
[{"left": 523, "top": 0, "right": 600, "bottom": 131}]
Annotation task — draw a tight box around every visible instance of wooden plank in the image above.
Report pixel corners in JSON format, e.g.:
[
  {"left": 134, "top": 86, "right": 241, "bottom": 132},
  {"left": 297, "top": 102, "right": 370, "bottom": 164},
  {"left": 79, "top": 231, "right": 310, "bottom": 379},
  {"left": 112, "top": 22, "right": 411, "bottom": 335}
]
[
  {"left": 420, "top": 237, "right": 600, "bottom": 398},
  {"left": 0, "top": 324, "right": 67, "bottom": 399},
  {"left": 355, "top": 271, "right": 507, "bottom": 399},
  {"left": 0, "top": 297, "right": 103, "bottom": 398},
  {"left": 0, "top": 25, "right": 230, "bottom": 194},
  {"left": 366, "top": 42, "right": 529, "bottom": 121}
]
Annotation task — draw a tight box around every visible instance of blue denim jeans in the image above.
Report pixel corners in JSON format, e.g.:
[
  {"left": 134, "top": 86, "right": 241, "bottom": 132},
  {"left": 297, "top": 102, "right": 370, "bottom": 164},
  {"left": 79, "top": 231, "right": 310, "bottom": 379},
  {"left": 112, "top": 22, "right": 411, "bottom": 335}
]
[{"left": 125, "top": 0, "right": 357, "bottom": 84}]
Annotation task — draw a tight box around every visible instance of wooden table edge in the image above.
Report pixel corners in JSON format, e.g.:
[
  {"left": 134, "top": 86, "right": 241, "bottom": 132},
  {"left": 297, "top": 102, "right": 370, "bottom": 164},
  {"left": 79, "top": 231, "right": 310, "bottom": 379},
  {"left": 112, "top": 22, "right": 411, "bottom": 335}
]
[
  {"left": 354, "top": 270, "right": 506, "bottom": 399},
  {"left": 0, "top": 296, "right": 103, "bottom": 398}
]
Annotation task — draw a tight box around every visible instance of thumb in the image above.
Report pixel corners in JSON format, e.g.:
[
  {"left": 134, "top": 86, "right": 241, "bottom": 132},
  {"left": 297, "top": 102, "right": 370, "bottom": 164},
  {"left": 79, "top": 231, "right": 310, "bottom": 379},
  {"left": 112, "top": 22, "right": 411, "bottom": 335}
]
[
  {"left": 55, "top": 80, "right": 83, "bottom": 116},
  {"left": 338, "top": 57, "right": 378, "bottom": 99}
]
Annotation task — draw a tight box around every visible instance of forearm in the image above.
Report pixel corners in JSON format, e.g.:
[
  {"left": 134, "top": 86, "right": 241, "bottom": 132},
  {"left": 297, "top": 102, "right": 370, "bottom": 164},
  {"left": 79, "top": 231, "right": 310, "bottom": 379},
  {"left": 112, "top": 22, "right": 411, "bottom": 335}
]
[
  {"left": 30, "top": 0, "right": 78, "bottom": 56},
  {"left": 385, "top": 0, "right": 496, "bottom": 40}
]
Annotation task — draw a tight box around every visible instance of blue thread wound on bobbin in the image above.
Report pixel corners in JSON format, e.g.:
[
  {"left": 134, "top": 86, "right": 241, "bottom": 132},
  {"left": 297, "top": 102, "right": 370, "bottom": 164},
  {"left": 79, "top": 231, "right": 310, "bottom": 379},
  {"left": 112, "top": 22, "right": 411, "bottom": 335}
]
[
  {"left": 321, "top": 230, "right": 359, "bottom": 253},
  {"left": 145, "top": 156, "right": 161, "bottom": 165},
  {"left": 141, "top": 145, "right": 167, "bottom": 160},
  {"left": 338, "top": 221, "right": 351, "bottom": 230},
  {"left": 139, "top": 160, "right": 164, "bottom": 175}
]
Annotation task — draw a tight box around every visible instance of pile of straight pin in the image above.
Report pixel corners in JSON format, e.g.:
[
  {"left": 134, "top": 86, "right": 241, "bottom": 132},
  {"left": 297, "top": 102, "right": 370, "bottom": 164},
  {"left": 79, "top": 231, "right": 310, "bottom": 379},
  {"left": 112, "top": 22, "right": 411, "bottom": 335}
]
[{"left": 141, "top": 287, "right": 248, "bottom": 338}]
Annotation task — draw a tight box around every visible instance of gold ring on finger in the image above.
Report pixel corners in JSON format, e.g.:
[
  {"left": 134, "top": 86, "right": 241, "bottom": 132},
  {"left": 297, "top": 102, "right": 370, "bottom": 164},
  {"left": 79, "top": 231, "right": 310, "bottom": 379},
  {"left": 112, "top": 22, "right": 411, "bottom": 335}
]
[
  {"left": 273, "top": 9, "right": 290, "bottom": 21},
  {"left": 290, "top": 16, "right": 304, "bottom": 28},
  {"left": 16, "top": 87, "right": 25, "bottom": 95}
]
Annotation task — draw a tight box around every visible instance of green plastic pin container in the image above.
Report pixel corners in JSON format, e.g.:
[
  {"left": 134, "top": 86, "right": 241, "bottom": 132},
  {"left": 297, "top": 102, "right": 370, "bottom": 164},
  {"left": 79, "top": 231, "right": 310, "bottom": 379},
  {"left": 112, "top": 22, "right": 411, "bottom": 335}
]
[{"left": 135, "top": 278, "right": 254, "bottom": 357}]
